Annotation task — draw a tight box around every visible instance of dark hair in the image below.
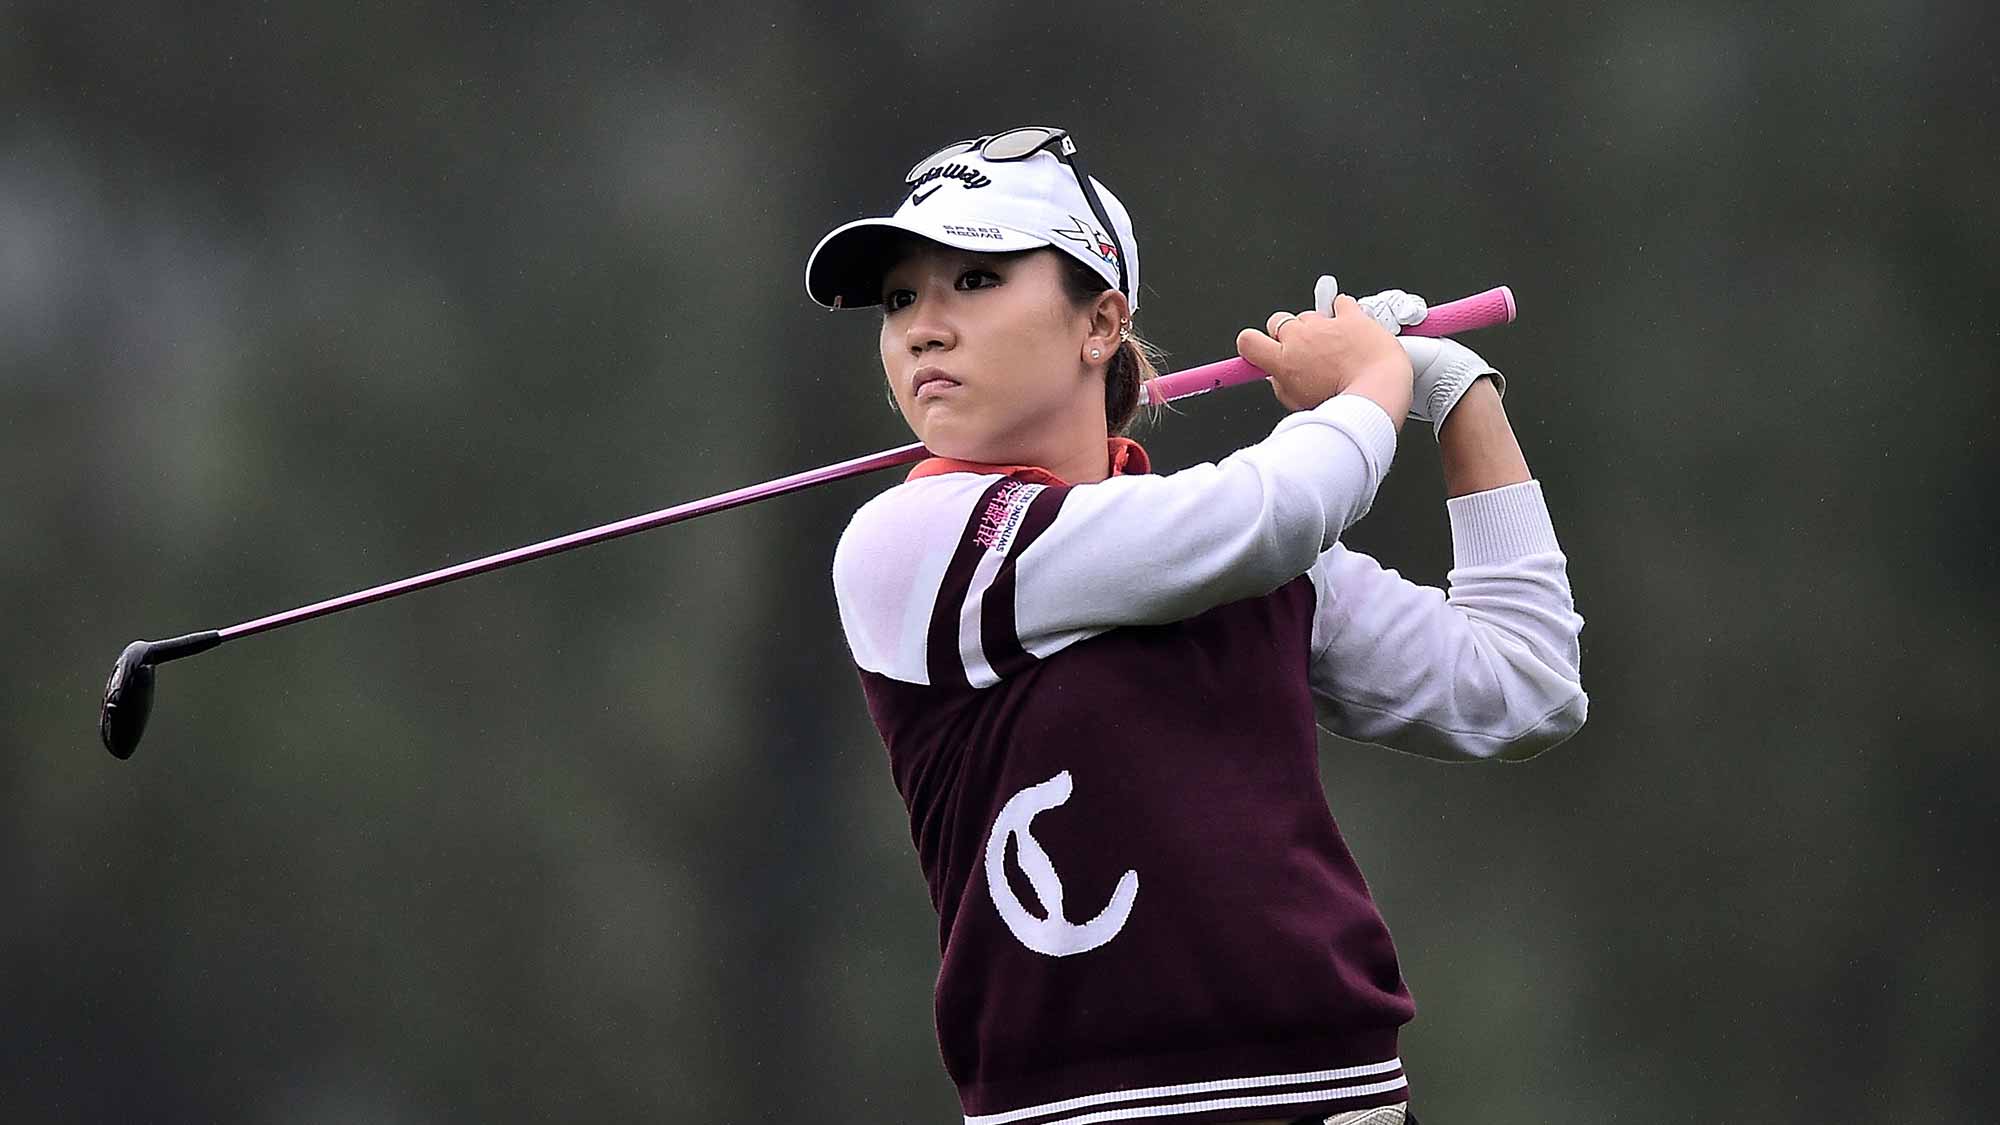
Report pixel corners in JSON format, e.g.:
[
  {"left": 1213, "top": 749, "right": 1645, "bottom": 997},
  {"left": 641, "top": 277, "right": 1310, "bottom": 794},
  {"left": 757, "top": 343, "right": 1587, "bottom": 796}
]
[{"left": 1052, "top": 252, "right": 1166, "bottom": 435}]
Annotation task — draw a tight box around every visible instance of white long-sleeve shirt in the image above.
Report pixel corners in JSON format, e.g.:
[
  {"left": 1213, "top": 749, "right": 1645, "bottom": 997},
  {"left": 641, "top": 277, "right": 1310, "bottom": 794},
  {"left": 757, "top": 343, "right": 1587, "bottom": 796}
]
[{"left": 834, "top": 393, "right": 1589, "bottom": 763}]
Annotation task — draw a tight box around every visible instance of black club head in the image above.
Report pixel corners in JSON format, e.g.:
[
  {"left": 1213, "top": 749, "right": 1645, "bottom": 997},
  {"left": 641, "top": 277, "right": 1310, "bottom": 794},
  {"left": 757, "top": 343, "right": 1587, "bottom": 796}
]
[
  {"left": 97, "top": 631, "right": 221, "bottom": 760},
  {"left": 100, "top": 640, "right": 157, "bottom": 759}
]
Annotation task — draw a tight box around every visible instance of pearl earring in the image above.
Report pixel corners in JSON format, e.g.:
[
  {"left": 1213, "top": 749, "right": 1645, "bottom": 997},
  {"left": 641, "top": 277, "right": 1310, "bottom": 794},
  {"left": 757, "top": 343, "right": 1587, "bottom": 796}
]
[{"left": 1091, "top": 348, "right": 1102, "bottom": 359}]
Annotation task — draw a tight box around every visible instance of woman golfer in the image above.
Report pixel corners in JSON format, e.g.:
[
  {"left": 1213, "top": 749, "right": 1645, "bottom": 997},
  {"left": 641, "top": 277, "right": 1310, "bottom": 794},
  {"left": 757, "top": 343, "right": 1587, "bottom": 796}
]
[{"left": 810, "top": 126, "right": 1586, "bottom": 1125}]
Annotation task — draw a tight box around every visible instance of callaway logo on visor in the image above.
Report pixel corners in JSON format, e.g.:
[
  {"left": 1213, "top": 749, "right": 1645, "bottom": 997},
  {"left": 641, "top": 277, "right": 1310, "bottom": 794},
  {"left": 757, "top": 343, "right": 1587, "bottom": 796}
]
[{"left": 909, "top": 161, "right": 992, "bottom": 197}]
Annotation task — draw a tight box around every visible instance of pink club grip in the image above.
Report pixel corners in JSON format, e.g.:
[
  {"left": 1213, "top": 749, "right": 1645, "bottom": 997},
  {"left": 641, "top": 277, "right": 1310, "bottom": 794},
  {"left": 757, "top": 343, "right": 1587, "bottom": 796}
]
[{"left": 1141, "top": 285, "right": 1516, "bottom": 406}]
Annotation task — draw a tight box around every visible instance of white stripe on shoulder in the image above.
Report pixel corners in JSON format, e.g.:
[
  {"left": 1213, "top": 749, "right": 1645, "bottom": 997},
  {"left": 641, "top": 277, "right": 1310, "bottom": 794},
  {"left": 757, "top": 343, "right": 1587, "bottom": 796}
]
[
  {"left": 835, "top": 474, "right": 997, "bottom": 684},
  {"left": 959, "top": 545, "right": 1007, "bottom": 687}
]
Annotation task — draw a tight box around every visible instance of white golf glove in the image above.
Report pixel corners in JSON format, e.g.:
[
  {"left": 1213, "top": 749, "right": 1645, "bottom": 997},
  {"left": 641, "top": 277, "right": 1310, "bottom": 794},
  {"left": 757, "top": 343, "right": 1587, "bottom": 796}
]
[
  {"left": 1314, "top": 274, "right": 1428, "bottom": 335},
  {"left": 1315, "top": 274, "right": 1505, "bottom": 439}
]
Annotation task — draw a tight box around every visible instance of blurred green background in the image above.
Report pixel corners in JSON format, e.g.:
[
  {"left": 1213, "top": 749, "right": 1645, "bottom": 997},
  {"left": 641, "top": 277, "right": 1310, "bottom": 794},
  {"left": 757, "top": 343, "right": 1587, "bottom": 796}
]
[{"left": 5, "top": 2, "right": 1993, "bottom": 1121}]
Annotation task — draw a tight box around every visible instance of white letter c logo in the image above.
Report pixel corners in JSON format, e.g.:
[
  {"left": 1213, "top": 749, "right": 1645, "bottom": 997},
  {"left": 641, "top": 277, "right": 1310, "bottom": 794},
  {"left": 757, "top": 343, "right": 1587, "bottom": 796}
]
[{"left": 983, "top": 771, "right": 1138, "bottom": 957}]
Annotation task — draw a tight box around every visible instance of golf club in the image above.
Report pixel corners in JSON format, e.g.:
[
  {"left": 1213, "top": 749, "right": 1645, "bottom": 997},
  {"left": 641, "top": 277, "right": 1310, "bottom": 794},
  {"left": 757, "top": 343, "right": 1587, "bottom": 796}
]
[{"left": 99, "top": 285, "right": 1515, "bottom": 759}]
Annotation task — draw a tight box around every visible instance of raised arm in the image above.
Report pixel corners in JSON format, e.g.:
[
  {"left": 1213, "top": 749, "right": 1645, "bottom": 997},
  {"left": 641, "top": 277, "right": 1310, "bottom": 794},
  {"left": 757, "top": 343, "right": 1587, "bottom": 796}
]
[
  {"left": 1307, "top": 363, "right": 1587, "bottom": 761},
  {"left": 1307, "top": 484, "right": 1586, "bottom": 761},
  {"left": 833, "top": 392, "right": 1399, "bottom": 688},
  {"left": 1438, "top": 377, "right": 1529, "bottom": 497}
]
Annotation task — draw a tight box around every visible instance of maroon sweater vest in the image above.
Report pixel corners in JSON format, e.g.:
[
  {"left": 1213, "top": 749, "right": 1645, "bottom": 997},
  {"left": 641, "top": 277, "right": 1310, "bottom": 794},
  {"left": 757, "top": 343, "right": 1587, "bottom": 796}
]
[{"left": 856, "top": 570, "right": 1415, "bottom": 1122}]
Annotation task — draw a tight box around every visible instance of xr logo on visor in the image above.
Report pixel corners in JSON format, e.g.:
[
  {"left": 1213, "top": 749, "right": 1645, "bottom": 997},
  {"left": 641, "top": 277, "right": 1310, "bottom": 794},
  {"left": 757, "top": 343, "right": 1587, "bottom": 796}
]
[{"left": 1053, "top": 214, "right": 1119, "bottom": 265}]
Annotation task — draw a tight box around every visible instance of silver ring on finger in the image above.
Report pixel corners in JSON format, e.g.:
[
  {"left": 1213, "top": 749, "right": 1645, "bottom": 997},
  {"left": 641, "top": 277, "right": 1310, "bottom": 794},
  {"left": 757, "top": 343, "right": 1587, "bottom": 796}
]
[{"left": 1271, "top": 312, "right": 1299, "bottom": 339}]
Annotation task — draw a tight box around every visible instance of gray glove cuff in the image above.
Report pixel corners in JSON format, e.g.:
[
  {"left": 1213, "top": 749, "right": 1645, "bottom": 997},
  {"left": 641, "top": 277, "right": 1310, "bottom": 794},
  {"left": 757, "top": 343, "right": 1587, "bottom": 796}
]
[
  {"left": 1398, "top": 335, "right": 1507, "bottom": 440},
  {"left": 1427, "top": 366, "right": 1506, "bottom": 438}
]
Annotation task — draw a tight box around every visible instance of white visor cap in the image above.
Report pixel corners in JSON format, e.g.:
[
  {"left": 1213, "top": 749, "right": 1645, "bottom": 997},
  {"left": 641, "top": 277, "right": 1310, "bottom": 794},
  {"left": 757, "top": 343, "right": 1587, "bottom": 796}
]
[{"left": 804, "top": 143, "right": 1139, "bottom": 314}]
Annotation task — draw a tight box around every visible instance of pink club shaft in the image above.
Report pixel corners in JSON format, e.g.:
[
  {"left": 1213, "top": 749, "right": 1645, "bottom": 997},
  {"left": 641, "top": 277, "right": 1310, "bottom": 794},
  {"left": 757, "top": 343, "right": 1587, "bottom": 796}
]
[
  {"left": 218, "top": 441, "right": 932, "bottom": 640},
  {"left": 220, "top": 284, "right": 1515, "bottom": 642}
]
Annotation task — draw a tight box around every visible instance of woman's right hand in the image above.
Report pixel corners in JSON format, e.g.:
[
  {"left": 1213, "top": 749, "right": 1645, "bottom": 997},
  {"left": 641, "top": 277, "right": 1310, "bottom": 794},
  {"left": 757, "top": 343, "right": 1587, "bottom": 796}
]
[{"left": 1236, "top": 294, "right": 1414, "bottom": 427}]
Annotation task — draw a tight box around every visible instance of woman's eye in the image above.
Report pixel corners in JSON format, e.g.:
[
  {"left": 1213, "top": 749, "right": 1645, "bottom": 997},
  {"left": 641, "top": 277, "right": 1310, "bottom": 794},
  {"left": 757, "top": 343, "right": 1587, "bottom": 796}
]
[{"left": 883, "top": 271, "right": 993, "bottom": 312}]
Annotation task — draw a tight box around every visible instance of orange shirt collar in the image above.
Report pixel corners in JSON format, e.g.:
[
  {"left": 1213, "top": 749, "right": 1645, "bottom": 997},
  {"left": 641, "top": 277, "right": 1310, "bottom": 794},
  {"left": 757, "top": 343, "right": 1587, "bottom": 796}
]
[{"left": 905, "top": 436, "right": 1152, "bottom": 486}]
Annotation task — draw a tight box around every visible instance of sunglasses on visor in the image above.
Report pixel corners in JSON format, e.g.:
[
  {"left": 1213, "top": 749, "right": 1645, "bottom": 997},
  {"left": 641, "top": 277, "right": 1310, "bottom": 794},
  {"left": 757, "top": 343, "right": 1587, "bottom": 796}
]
[{"left": 904, "top": 126, "right": 1129, "bottom": 302}]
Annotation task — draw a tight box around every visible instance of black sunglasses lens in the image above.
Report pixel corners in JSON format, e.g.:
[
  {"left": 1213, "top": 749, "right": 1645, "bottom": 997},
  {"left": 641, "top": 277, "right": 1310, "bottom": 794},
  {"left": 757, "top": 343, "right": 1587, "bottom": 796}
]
[{"left": 983, "top": 126, "right": 1063, "bottom": 161}]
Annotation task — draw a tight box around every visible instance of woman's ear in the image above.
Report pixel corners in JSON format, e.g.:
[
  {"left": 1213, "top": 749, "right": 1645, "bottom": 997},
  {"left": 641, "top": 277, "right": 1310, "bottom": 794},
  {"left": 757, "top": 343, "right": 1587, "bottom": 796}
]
[{"left": 1083, "top": 289, "right": 1129, "bottom": 365}]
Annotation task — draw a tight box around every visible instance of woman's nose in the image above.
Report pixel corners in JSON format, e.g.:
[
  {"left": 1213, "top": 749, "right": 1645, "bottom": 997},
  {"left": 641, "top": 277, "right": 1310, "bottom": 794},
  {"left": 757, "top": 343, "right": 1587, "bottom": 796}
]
[{"left": 905, "top": 300, "right": 955, "bottom": 354}]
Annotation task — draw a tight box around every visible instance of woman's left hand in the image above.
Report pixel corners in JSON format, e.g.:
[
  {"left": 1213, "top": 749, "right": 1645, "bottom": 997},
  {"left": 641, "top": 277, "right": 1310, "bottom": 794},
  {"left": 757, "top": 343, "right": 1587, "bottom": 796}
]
[
  {"left": 1313, "top": 274, "right": 1429, "bottom": 334},
  {"left": 1312, "top": 275, "right": 1498, "bottom": 438}
]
